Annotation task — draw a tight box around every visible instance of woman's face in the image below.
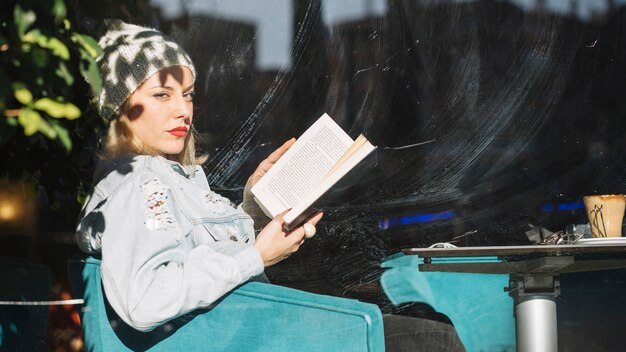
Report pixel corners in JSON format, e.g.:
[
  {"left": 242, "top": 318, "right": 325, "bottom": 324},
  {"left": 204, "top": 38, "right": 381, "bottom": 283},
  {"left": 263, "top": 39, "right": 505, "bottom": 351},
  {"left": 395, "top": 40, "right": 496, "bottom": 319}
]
[{"left": 127, "top": 66, "right": 194, "bottom": 156}]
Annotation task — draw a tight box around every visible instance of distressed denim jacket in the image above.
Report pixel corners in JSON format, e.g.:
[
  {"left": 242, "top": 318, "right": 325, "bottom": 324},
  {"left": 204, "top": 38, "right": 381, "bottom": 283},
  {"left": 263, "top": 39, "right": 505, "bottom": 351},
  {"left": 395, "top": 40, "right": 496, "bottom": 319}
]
[{"left": 75, "top": 154, "right": 264, "bottom": 332}]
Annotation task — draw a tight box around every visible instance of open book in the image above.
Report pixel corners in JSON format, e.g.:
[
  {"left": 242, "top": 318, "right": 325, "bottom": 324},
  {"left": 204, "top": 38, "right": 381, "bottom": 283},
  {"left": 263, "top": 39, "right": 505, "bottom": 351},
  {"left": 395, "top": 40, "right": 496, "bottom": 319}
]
[{"left": 251, "top": 113, "right": 377, "bottom": 230}]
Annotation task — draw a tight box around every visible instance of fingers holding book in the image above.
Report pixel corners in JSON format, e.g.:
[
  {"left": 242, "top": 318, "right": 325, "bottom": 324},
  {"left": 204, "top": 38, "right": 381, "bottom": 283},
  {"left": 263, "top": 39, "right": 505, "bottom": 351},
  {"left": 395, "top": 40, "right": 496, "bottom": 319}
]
[
  {"left": 303, "top": 223, "right": 316, "bottom": 238},
  {"left": 286, "top": 211, "right": 323, "bottom": 241},
  {"left": 253, "top": 209, "right": 301, "bottom": 267},
  {"left": 301, "top": 211, "right": 323, "bottom": 239},
  {"left": 253, "top": 210, "right": 323, "bottom": 267}
]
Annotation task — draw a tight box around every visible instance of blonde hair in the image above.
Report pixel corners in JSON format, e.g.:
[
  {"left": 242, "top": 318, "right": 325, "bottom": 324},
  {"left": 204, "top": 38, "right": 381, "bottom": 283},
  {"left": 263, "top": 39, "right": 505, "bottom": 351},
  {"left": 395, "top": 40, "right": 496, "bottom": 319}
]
[{"left": 99, "top": 99, "right": 207, "bottom": 166}]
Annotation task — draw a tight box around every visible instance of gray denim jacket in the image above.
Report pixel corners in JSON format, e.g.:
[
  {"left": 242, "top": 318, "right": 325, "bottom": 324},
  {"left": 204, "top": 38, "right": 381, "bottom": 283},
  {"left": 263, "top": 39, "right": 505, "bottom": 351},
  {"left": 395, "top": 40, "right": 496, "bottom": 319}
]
[{"left": 75, "top": 154, "right": 264, "bottom": 332}]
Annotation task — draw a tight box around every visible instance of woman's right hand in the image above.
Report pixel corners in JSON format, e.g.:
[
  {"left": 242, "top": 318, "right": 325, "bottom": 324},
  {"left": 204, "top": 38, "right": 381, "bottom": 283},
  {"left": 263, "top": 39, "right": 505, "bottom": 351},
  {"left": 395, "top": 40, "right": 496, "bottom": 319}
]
[{"left": 253, "top": 211, "right": 323, "bottom": 267}]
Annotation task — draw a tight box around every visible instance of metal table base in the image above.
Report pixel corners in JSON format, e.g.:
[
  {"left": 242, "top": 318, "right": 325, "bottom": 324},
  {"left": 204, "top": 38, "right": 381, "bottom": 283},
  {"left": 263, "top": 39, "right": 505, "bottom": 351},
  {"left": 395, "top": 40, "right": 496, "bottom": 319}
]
[{"left": 404, "top": 244, "right": 626, "bottom": 352}]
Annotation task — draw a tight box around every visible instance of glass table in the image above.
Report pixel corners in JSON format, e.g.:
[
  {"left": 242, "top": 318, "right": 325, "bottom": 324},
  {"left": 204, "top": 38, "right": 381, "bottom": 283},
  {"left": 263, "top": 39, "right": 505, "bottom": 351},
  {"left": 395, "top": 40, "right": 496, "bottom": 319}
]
[{"left": 403, "top": 243, "right": 626, "bottom": 352}]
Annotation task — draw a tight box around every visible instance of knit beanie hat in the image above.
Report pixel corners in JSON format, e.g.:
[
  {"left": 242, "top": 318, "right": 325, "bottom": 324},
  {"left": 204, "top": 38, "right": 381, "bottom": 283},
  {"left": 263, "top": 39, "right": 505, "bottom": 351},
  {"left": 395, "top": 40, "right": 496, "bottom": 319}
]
[{"left": 96, "top": 20, "right": 196, "bottom": 121}]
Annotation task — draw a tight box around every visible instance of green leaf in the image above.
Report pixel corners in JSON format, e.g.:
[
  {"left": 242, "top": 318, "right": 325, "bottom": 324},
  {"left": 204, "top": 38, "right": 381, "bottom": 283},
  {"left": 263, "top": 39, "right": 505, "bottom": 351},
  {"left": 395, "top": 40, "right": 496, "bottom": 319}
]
[
  {"left": 51, "top": 121, "right": 72, "bottom": 151},
  {"left": 72, "top": 33, "right": 101, "bottom": 58},
  {"left": 33, "top": 98, "right": 81, "bottom": 120},
  {"left": 31, "top": 46, "right": 49, "bottom": 68},
  {"left": 13, "top": 83, "right": 33, "bottom": 105},
  {"left": 51, "top": 0, "right": 67, "bottom": 23},
  {"left": 79, "top": 52, "right": 102, "bottom": 95},
  {"left": 37, "top": 119, "right": 57, "bottom": 139},
  {"left": 22, "top": 29, "right": 41, "bottom": 43},
  {"left": 56, "top": 61, "right": 74, "bottom": 85},
  {"left": 14, "top": 5, "right": 36, "bottom": 38},
  {"left": 18, "top": 108, "right": 43, "bottom": 136},
  {"left": 23, "top": 31, "right": 70, "bottom": 60},
  {"left": 47, "top": 37, "right": 70, "bottom": 60},
  {"left": 18, "top": 108, "right": 58, "bottom": 139},
  {"left": 63, "top": 104, "right": 81, "bottom": 120}
]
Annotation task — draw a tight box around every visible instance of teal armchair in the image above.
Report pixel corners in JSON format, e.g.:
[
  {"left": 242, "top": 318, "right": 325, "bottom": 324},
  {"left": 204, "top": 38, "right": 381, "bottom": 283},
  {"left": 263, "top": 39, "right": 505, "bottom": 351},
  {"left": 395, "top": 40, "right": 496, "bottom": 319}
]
[
  {"left": 381, "top": 254, "right": 516, "bottom": 352},
  {"left": 68, "top": 257, "right": 385, "bottom": 351}
]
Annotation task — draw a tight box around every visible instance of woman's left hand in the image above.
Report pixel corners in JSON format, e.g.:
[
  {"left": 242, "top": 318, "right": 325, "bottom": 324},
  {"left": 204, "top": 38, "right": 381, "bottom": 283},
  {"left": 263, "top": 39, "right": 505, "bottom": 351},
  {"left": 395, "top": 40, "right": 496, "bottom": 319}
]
[{"left": 243, "top": 138, "right": 296, "bottom": 225}]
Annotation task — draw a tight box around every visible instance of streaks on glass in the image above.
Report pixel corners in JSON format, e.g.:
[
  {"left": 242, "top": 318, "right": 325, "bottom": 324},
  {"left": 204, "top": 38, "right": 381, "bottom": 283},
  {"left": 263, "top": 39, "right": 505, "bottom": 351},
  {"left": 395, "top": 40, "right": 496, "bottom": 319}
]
[{"left": 143, "top": 0, "right": 626, "bottom": 249}]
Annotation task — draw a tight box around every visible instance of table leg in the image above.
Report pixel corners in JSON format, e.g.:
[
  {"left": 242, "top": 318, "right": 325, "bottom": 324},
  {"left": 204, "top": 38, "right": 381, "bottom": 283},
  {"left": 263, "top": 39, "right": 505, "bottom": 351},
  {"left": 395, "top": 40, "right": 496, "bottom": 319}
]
[
  {"left": 508, "top": 274, "right": 560, "bottom": 352},
  {"left": 515, "top": 295, "right": 558, "bottom": 352}
]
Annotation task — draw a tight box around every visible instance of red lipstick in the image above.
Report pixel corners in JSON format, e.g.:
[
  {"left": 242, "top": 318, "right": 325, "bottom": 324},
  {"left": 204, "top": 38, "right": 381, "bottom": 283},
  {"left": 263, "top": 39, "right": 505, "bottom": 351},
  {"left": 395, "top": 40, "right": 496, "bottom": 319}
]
[{"left": 168, "top": 126, "right": 188, "bottom": 138}]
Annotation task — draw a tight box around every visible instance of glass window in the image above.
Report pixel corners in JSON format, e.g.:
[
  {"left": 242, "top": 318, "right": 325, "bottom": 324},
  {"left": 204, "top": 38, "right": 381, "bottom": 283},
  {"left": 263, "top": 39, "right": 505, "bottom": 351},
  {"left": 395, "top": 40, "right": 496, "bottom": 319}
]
[{"left": 3, "top": 1, "right": 626, "bottom": 350}]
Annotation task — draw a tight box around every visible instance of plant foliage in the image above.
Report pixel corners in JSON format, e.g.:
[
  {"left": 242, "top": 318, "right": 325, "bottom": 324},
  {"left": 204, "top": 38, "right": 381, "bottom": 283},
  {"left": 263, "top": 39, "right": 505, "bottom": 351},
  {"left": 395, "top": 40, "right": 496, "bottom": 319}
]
[{"left": 1, "top": 0, "right": 104, "bottom": 204}]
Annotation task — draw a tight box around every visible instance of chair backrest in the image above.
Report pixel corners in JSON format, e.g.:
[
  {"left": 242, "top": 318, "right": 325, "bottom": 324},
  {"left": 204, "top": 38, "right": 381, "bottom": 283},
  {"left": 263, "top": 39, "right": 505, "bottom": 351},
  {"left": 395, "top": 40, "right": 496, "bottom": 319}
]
[
  {"left": 68, "top": 256, "right": 385, "bottom": 352},
  {"left": 381, "top": 254, "right": 516, "bottom": 352}
]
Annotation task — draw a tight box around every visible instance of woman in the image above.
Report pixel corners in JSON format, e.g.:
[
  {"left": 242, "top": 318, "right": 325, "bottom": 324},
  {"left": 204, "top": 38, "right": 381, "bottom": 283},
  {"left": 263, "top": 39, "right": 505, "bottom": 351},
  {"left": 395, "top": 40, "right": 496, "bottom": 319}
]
[
  {"left": 76, "top": 20, "right": 321, "bottom": 332},
  {"left": 76, "top": 20, "right": 464, "bottom": 351}
]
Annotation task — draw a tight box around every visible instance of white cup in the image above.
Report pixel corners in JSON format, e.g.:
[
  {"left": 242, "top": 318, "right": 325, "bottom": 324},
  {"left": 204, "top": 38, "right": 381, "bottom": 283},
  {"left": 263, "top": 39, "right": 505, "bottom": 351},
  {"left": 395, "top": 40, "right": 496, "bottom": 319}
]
[{"left": 583, "top": 194, "right": 626, "bottom": 238}]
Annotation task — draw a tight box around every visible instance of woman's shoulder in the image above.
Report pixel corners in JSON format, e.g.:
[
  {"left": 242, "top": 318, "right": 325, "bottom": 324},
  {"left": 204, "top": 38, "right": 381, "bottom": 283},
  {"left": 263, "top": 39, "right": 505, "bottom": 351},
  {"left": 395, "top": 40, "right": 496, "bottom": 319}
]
[
  {"left": 94, "top": 154, "right": 151, "bottom": 181},
  {"left": 91, "top": 154, "right": 206, "bottom": 199},
  {"left": 91, "top": 155, "right": 166, "bottom": 197}
]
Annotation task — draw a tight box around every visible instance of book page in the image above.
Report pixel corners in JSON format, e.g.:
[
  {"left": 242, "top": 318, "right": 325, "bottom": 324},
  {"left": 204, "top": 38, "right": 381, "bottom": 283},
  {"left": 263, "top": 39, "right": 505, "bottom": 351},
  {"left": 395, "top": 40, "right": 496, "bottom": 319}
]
[
  {"left": 284, "top": 138, "right": 376, "bottom": 226},
  {"left": 324, "top": 134, "right": 368, "bottom": 179},
  {"left": 251, "top": 113, "right": 354, "bottom": 218}
]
